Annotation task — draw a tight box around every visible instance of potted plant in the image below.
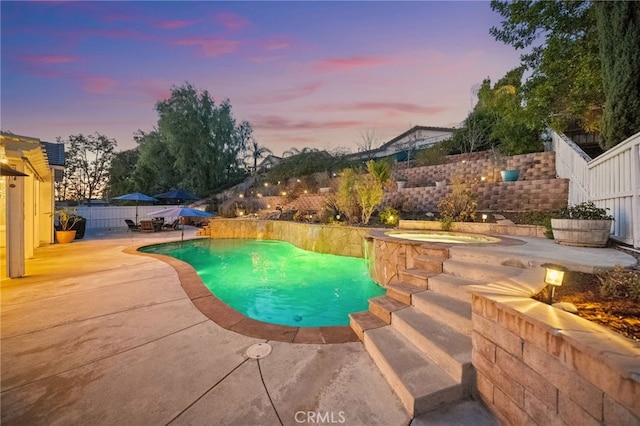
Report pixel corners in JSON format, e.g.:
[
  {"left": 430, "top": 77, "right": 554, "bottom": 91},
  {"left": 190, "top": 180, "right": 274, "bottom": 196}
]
[
  {"left": 491, "top": 147, "right": 519, "bottom": 182},
  {"left": 550, "top": 201, "right": 614, "bottom": 247},
  {"left": 55, "top": 207, "right": 82, "bottom": 243},
  {"left": 395, "top": 172, "right": 407, "bottom": 190}
]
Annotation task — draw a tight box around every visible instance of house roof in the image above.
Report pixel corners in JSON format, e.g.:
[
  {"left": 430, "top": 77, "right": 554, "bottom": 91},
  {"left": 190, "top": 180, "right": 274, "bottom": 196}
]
[
  {"left": 41, "top": 141, "right": 65, "bottom": 166},
  {"left": 378, "top": 125, "right": 456, "bottom": 150}
]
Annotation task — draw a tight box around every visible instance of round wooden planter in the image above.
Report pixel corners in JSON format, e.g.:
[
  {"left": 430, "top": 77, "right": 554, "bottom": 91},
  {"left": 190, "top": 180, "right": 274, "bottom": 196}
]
[
  {"left": 550, "top": 219, "right": 612, "bottom": 247},
  {"left": 55, "top": 230, "right": 77, "bottom": 244}
]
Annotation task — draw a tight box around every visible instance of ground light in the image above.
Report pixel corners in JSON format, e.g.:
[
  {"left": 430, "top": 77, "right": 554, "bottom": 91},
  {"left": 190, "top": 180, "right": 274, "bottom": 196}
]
[{"left": 541, "top": 263, "right": 567, "bottom": 305}]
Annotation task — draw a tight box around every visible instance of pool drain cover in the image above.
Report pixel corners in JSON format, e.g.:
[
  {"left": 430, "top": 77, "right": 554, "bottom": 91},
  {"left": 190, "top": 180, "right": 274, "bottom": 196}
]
[{"left": 246, "top": 343, "right": 272, "bottom": 359}]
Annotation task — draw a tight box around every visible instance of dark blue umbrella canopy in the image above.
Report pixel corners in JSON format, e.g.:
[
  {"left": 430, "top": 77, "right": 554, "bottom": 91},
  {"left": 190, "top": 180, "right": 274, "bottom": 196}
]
[
  {"left": 153, "top": 189, "right": 199, "bottom": 202},
  {"left": 112, "top": 192, "right": 157, "bottom": 223},
  {"left": 148, "top": 207, "right": 215, "bottom": 240},
  {"left": 112, "top": 192, "right": 157, "bottom": 202}
]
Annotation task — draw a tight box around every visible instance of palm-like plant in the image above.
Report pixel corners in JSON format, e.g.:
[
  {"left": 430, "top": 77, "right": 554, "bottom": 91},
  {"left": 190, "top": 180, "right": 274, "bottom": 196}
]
[{"left": 247, "top": 138, "right": 272, "bottom": 174}]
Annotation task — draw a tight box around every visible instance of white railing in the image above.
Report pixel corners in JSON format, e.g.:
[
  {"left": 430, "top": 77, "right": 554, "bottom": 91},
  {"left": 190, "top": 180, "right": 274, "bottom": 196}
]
[
  {"left": 552, "top": 131, "right": 591, "bottom": 205},
  {"left": 76, "top": 205, "right": 183, "bottom": 229},
  {"left": 553, "top": 130, "right": 640, "bottom": 248}
]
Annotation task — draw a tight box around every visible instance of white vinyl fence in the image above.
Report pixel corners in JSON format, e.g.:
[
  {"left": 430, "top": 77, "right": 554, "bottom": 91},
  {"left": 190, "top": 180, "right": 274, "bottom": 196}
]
[
  {"left": 76, "top": 205, "right": 183, "bottom": 229},
  {"left": 553, "top": 130, "right": 640, "bottom": 248}
]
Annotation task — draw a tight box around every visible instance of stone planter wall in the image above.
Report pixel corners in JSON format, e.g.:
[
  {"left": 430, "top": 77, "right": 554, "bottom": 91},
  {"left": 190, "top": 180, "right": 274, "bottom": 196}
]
[
  {"left": 472, "top": 291, "right": 640, "bottom": 425},
  {"left": 210, "top": 218, "right": 373, "bottom": 258},
  {"left": 398, "top": 220, "right": 548, "bottom": 238}
]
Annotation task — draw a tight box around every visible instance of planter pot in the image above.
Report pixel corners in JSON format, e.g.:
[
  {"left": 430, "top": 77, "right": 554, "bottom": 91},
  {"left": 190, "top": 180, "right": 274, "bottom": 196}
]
[
  {"left": 435, "top": 180, "right": 446, "bottom": 189},
  {"left": 55, "top": 230, "right": 77, "bottom": 244},
  {"left": 319, "top": 187, "right": 331, "bottom": 194},
  {"left": 500, "top": 169, "right": 520, "bottom": 182},
  {"left": 396, "top": 181, "right": 407, "bottom": 190},
  {"left": 550, "top": 219, "right": 612, "bottom": 247}
]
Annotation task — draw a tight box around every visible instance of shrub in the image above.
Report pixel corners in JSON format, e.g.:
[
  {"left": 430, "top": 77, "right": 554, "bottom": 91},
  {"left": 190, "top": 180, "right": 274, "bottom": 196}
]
[
  {"left": 354, "top": 174, "right": 383, "bottom": 225},
  {"left": 597, "top": 265, "right": 640, "bottom": 302},
  {"left": 437, "top": 176, "right": 477, "bottom": 229},
  {"left": 558, "top": 201, "right": 614, "bottom": 220},
  {"left": 366, "top": 159, "right": 392, "bottom": 184},
  {"left": 379, "top": 207, "right": 400, "bottom": 227},
  {"left": 335, "top": 168, "right": 361, "bottom": 224}
]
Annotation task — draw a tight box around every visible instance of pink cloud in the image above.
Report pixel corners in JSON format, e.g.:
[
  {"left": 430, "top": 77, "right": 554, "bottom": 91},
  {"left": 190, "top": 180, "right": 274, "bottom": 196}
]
[
  {"left": 19, "top": 54, "right": 78, "bottom": 65},
  {"left": 314, "top": 56, "right": 393, "bottom": 72},
  {"left": 249, "top": 82, "right": 324, "bottom": 104},
  {"left": 213, "top": 12, "right": 250, "bottom": 30},
  {"left": 130, "top": 79, "right": 173, "bottom": 102},
  {"left": 253, "top": 115, "right": 365, "bottom": 131},
  {"left": 347, "top": 102, "right": 447, "bottom": 115},
  {"left": 261, "top": 37, "right": 292, "bottom": 51},
  {"left": 172, "top": 37, "right": 240, "bottom": 57},
  {"left": 155, "top": 19, "right": 199, "bottom": 29},
  {"left": 82, "top": 76, "right": 119, "bottom": 94}
]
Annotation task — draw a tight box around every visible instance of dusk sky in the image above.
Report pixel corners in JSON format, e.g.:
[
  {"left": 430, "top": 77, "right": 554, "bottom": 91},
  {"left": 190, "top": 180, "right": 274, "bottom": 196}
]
[{"left": 1, "top": 1, "right": 522, "bottom": 157}]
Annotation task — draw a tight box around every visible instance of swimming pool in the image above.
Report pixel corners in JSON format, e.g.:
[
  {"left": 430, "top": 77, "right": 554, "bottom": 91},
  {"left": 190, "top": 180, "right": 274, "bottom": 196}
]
[
  {"left": 140, "top": 239, "right": 385, "bottom": 327},
  {"left": 384, "top": 230, "right": 501, "bottom": 244}
]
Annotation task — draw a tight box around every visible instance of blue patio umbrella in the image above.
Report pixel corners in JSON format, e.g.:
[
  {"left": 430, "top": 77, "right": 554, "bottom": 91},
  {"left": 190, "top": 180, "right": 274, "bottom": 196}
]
[
  {"left": 148, "top": 206, "right": 215, "bottom": 240},
  {"left": 112, "top": 192, "right": 157, "bottom": 224},
  {"left": 153, "top": 189, "right": 199, "bottom": 204}
]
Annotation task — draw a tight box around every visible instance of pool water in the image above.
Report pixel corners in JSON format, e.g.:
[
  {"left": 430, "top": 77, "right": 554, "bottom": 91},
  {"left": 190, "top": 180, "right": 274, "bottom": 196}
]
[{"left": 140, "top": 239, "right": 385, "bottom": 327}]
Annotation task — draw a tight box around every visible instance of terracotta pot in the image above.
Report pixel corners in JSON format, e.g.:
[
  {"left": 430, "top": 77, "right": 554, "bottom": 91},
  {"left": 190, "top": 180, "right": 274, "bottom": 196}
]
[
  {"left": 550, "top": 219, "right": 612, "bottom": 247},
  {"left": 55, "top": 230, "right": 77, "bottom": 244}
]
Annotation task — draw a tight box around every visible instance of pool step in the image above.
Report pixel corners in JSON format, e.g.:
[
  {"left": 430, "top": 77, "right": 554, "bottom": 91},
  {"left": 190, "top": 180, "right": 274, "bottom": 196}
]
[
  {"left": 426, "top": 274, "right": 479, "bottom": 303},
  {"left": 413, "top": 255, "right": 444, "bottom": 273},
  {"left": 417, "top": 245, "right": 450, "bottom": 259},
  {"left": 369, "top": 295, "right": 408, "bottom": 324},
  {"left": 349, "top": 311, "right": 385, "bottom": 342},
  {"left": 443, "top": 259, "right": 523, "bottom": 283},
  {"left": 398, "top": 269, "right": 438, "bottom": 288},
  {"left": 393, "top": 306, "right": 473, "bottom": 384},
  {"left": 411, "top": 291, "right": 472, "bottom": 336},
  {"left": 386, "top": 282, "right": 425, "bottom": 305},
  {"left": 364, "top": 326, "right": 466, "bottom": 416}
]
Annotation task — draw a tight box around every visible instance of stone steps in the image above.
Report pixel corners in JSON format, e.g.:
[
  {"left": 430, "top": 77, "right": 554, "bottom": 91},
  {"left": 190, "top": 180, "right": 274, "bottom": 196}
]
[
  {"left": 413, "top": 255, "right": 445, "bottom": 273},
  {"left": 364, "top": 326, "right": 466, "bottom": 416},
  {"left": 386, "top": 282, "right": 425, "bottom": 305},
  {"left": 369, "top": 295, "right": 408, "bottom": 324},
  {"left": 443, "top": 259, "right": 523, "bottom": 282},
  {"left": 411, "top": 291, "right": 472, "bottom": 335},
  {"left": 349, "top": 311, "right": 385, "bottom": 342},
  {"left": 398, "top": 268, "right": 438, "bottom": 288},
  {"left": 393, "top": 307, "right": 473, "bottom": 383},
  {"left": 426, "top": 274, "right": 479, "bottom": 303}
]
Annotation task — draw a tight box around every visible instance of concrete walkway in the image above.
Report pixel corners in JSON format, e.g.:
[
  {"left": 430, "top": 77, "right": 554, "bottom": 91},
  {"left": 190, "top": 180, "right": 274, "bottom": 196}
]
[{"left": 1, "top": 228, "right": 416, "bottom": 425}]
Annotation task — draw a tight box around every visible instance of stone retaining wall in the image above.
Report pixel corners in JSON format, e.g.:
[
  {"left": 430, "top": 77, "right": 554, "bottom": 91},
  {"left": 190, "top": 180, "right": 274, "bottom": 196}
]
[
  {"left": 385, "top": 178, "right": 569, "bottom": 212},
  {"left": 210, "top": 218, "right": 373, "bottom": 258},
  {"left": 472, "top": 291, "right": 640, "bottom": 425}
]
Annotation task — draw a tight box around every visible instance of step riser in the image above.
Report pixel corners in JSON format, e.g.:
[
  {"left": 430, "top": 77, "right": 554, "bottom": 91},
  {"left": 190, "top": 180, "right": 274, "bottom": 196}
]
[
  {"left": 427, "top": 279, "right": 472, "bottom": 303},
  {"left": 443, "top": 261, "right": 519, "bottom": 283},
  {"left": 387, "top": 287, "right": 412, "bottom": 305},
  {"left": 412, "top": 298, "right": 472, "bottom": 335},
  {"left": 398, "top": 271, "right": 429, "bottom": 288},
  {"left": 349, "top": 311, "right": 385, "bottom": 342},
  {"left": 392, "top": 315, "right": 471, "bottom": 383},
  {"left": 413, "top": 258, "right": 444, "bottom": 273},
  {"left": 419, "top": 247, "right": 450, "bottom": 259}
]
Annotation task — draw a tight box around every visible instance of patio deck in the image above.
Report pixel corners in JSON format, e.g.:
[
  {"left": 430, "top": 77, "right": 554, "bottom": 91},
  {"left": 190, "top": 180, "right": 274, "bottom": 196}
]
[{"left": 1, "top": 228, "right": 500, "bottom": 425}]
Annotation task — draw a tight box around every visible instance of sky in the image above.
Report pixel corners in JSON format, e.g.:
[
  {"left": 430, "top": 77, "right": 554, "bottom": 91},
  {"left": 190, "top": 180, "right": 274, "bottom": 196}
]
[{"left": 1, "top": 1, "right": 522, "bottom": 157}]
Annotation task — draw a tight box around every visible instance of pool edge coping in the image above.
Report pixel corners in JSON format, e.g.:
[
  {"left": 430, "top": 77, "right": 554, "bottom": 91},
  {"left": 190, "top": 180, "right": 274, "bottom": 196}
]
[{"left": 123, "top": 240, "right": 359, "bottom": 345}]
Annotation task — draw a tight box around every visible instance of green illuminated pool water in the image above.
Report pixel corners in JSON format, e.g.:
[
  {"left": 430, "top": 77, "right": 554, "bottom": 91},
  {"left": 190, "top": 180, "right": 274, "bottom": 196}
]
[{"left": 140, "top": 239, "right": 385, "bottom": 327}]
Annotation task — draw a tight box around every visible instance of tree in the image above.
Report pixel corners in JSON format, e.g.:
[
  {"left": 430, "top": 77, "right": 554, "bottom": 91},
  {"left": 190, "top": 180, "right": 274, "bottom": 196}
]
[
  {"left": 335, "top": 168, "right": 361, "bottom": 224},
  {"left": 132, "top": 130, "right": 179, "bottom": 195},
  {"left": 153, "top": 82, "right": 248, "bottom": 194},
  {"left": 246, "top": 136, "right": 272, "bottom": 174},
  {"left": 490, "top": 1, "right": 603, "bottom": 134},
  {"left": 354, "top": 174, "right": 383, "bottom": 225},
  {"left": 106, "top": 148, "right": 139, "bottom": 197},
  {"left": 595, "top": 1, "right": 640, "bottom": 148},
  {"left": 58, "top": 133, "right": 117, "bottom": 204},
  {"left": 357, "top": 128, "right": 381, "bottom": 160}
]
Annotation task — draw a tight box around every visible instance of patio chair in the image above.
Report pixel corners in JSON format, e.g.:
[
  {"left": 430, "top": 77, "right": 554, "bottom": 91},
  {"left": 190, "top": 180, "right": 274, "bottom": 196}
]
[
  {"left": 125, "top": 219, "right": 140, "bottom": 232},
  {"left": 139, "top": 220, "right": 155, "bottom": 232},
  {"left": 163, "top": 218, "right": 180, "bottom": 230}
]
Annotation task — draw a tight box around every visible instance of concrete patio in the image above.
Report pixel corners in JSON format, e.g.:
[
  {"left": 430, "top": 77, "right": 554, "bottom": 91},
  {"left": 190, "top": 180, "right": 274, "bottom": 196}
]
[{"left": 1, "top": 227, "right": 499, "bottom": 425}]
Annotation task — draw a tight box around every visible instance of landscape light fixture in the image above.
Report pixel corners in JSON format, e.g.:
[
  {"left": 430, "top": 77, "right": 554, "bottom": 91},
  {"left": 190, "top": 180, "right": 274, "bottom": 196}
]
[
  {"left": 541, "top": 263, "right": 567, "bottom": 305},
  {"left": 481, "top": 176, "right": 486, "bottom": 182},
  {"left": 482, "top": 214, "right": 488, "bottom": 222}
]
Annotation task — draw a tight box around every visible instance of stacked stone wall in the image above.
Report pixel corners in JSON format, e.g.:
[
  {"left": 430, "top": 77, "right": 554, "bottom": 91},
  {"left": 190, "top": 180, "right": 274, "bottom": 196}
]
[
  {"left": 472, "top": 293, "right": 640, "bottom": 425},
  {"left": 384, "top": 178, "right": 569, "bottom": 212}
]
